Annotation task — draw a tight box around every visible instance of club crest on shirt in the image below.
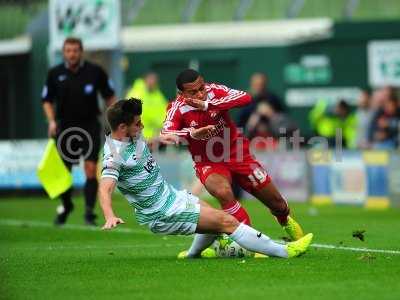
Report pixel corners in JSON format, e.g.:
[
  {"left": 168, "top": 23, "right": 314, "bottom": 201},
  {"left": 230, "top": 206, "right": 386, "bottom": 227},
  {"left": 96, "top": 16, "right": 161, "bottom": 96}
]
[
  {"left": 84, "top": 84, "right": 94, "bottom": 94},
  {"left": 190, "top": 120, "right": 198, "bottom": 127},
  {"left": 58, "top": 74, "right": 67, "bottom": 82}
]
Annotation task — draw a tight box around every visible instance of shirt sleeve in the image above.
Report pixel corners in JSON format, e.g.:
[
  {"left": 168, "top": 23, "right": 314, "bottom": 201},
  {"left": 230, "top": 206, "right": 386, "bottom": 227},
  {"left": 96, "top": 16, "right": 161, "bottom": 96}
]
[
  {"left": 101, "top": 152, "right": 121, "bottom": 180},
  {"left": 41, "top": 70, "right": 56, "bottom": 103},
  {"left": 97, "top": 66, "right": 115, "bottom": 99},
  {"left": 161, "top": 102, "right": 192, "bottom": 137},
  {"left": 207, "top": 83, "right": 252, "bottom": 110}
]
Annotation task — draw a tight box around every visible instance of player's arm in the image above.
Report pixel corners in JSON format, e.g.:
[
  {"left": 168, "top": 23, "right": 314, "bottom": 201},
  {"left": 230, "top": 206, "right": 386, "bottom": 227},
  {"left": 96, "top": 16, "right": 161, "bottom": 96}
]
[
  {"left": 42, "top": 102, "right": 57, "bottom": 137},
  {"left": 98, "top": 66, "right": 117, "bottom": 108},
  {"left": 99, "top": 177, "right": 125, "bottom": 230},
  {"left": 160, "top": 102, "right": 193, "bottom": 139},
  {"left": 206, "top": 84, "right": 251, "bottom": 110},
  {"left": 41, "top": 71, "right": 57, "bottom": 137},
  {"left": 183, "top": 84, "right": 251, "bottom": 111},
  {"left": 100, "top": 151, "right": 124, "bottom": 230},
  {"left": 159, "top": 102, "right": 215, "bottom": 141}
]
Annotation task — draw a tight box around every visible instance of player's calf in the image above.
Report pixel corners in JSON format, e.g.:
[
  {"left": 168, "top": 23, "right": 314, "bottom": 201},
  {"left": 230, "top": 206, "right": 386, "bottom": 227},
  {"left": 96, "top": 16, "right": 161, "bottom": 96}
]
[{"left": 252, "top": 182, "right": 304, "bottom": 240}]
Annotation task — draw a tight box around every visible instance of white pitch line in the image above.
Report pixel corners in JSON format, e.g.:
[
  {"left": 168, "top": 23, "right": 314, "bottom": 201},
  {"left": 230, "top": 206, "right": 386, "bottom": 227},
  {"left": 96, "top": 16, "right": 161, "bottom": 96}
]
[
  {"left": 310, "top": 243, "right": 400, "bottom": 255},
  {"left": 1, "top": 219, "right": 399, "bottom": 255}
]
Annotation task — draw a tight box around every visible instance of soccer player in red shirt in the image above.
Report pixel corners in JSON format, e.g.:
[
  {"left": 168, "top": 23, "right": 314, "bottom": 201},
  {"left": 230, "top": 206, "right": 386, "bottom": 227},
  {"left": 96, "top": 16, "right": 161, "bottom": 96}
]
[{"left": 161, "top": 69, "right": 304, "bottom": 241}]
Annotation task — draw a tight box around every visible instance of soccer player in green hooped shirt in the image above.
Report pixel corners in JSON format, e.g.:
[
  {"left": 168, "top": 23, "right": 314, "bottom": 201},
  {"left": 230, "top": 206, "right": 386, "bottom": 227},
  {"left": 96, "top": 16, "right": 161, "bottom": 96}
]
[{"left": 99, "top": 99, "right": 313, "bottom": 259}]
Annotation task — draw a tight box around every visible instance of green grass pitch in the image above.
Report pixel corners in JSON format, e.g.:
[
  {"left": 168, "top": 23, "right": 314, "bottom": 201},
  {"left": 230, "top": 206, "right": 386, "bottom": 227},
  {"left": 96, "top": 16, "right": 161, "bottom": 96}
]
[{"left": 1, "top": 195, "right": 399, "bottom": 300}]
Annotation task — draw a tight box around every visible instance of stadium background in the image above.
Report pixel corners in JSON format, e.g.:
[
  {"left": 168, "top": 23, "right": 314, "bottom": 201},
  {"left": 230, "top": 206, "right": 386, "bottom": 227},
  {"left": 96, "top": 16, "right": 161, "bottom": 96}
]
[
  {"left": 1, "top": 0, "right": 399, "bottom": 207},
  {"left": 1, "top": 1, "right": 400, "bottom": 299}
]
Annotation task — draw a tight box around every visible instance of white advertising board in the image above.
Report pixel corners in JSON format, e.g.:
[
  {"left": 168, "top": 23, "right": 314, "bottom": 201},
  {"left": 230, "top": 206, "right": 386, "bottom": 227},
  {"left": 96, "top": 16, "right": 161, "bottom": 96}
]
[{"left": 49, "top": 0, "right": 121, "bottom": 51}]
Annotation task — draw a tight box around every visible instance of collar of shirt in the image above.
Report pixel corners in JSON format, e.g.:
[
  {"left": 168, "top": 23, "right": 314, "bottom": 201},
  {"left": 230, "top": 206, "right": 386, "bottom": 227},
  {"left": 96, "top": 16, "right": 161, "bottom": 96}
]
[{"left": 64, "top": 60, "right": 85, "bottom": 72}]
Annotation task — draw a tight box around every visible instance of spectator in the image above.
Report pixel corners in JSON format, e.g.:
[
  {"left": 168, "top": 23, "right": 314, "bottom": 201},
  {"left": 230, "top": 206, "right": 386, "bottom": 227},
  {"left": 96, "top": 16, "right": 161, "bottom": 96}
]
[
  {"left": 238, "top": 72, "right": 284, "bottom": 131},
  {"left": 309, "top": 99, "right": 356, "bottom": 148},
  {"left": 247, "top": 102, "right": 297, "bottom": 150},
  {"left": 369, "top": 96, "right": 400, "bottom": 150},
  {"left": 125, "top": 72, "right": 168, "bottom": 140},
  {"left": 355, "top": 90, "right": 374, "bottom": 149}
]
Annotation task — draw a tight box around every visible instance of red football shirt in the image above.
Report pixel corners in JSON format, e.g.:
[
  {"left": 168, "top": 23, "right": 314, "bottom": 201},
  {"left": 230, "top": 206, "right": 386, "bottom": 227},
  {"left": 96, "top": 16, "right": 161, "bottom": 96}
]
[{"left": 161, "top": 83, "right": 252, "bottom": 163}]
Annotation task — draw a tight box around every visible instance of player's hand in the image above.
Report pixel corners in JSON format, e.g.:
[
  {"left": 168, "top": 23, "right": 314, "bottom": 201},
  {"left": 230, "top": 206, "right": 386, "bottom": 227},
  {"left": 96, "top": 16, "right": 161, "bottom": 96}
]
[
  {"left": 190, "top": 125, "right": 216, "bottom": 140},
  {"left": 48, "top": 120, "right": 57, "bottom": 138},
  {"left": 184, "top": 97, "right": 206, "bottom": 110},
  {"left": 102, "top": 217, "right": 125, "bottom": 230},
  {"left": 158, "top": 134, "right": 180, "bottom": 145}
]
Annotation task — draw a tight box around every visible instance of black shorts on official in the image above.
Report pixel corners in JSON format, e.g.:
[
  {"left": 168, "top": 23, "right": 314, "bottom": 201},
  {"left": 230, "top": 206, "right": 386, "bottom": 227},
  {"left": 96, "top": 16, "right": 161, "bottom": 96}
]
[{"left": 56, "top": 121, "right": 101, "bottom": 165}]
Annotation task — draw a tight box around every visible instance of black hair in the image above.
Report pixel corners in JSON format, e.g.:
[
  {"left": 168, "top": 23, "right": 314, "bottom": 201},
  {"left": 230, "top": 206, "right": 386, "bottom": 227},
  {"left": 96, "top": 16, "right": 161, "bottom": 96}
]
[
  {"left": 176, "top": 69, "right": 200, "bottom": 91},
  {"left": 106, "top": 98, "right": 142, "bottom": 131},
  {"left": 337, "top": 99, "right": 350, "bottom": 112}
]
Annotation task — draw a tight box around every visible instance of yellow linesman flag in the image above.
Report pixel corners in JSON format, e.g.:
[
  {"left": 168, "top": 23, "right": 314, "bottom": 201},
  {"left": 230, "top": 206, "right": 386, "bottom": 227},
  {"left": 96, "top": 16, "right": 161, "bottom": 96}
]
[{"left": 37, "top": 139, "right": 72, "bottom": 199}]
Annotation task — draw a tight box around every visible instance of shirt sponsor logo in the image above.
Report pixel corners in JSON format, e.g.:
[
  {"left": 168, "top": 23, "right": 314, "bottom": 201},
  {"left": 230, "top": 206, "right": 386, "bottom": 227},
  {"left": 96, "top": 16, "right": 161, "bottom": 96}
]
[
  {"left": 203, "top": 118, "right": 226, "bottom": 140},
  {"left": 84, "top": 84, "right": 94, "bottom": 94}
]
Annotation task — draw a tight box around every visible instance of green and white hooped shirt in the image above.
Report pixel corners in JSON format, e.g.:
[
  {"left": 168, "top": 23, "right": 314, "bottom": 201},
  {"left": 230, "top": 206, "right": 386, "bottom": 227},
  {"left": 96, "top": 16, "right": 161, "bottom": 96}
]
[{"left": 101, "top": 135, "right": 178, "bottom": 224}]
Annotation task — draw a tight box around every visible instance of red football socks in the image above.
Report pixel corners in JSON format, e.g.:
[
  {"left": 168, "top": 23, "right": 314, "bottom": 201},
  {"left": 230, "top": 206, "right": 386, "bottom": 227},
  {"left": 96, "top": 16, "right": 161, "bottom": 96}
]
[{"left": 222, "top": 201, "right": 251, "bottom": 225}]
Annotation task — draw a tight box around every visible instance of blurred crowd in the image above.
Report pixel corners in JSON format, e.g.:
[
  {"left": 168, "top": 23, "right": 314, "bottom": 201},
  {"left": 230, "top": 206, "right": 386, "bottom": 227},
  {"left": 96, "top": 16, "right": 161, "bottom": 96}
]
[
  {"left": 126, "top": 71, "right": 400, "bottom": 151},
  {"left": 309, "top": 86, "right": 399, "bottom": 150}
]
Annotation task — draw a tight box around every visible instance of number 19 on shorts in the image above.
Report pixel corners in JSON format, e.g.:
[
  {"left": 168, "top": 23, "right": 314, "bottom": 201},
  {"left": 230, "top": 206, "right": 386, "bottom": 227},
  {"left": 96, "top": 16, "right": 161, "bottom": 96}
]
[{"left": 248, "top": 167, "right": 268, "bottom": 187}]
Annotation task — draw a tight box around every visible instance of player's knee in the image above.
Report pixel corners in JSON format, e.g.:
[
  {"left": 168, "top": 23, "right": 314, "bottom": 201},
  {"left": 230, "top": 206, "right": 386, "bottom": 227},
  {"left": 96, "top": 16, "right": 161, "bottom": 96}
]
[
  {"left": 219, "top": 212, "right": 239, "bottom": 234},
  {"left": 212, "top": 185, "right": 235, "bottom": 203}
]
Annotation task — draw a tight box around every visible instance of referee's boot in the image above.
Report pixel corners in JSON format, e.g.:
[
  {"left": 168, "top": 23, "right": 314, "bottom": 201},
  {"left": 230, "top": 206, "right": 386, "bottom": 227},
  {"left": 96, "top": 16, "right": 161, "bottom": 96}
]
[
  {"left": 54, "top": 203, "right": 74, "bottom": 226},
  {"left": 84, "top": 211, "right": 97, "bottom": 226}
]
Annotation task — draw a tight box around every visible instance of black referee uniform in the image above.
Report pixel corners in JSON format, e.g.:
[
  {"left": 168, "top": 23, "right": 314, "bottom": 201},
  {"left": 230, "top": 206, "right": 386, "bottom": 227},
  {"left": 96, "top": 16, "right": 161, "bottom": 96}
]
[{"left": 42, "top": 60, "right": 115, "bottom": 225}]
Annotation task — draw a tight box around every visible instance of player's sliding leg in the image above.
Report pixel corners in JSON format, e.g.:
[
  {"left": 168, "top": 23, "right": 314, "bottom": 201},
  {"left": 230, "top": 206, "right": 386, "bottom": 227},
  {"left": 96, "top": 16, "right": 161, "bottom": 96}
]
[
  {"left": 204, "top": 173, "right": 251, "bottom": 225},
  {"left": 181, "top": 202, "right": 312, "bottom": 258},
  {"left": 178, "top": 234, "right": 218, "bottom": 258},
  {"left": 251, "top": 182, "right": 304, "bottom": 241},
  {"left": 180, "top": 200, "right": 218, "bottom": 258}
]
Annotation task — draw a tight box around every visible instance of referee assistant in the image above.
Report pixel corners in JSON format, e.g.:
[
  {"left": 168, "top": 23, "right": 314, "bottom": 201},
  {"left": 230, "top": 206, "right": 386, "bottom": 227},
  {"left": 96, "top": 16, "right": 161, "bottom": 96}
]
[{"left": 42, "top": 37, "right": 116, "bottom": 226}]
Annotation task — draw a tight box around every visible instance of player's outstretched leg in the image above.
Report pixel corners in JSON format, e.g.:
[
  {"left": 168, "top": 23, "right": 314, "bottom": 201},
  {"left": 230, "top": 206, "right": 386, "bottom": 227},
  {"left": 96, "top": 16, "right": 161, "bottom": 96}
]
[
  {"left": 178, "top": 200, "right": 218, "bottom": 259},
  {"left": 179, "top": 201, "right": 312, "bottom": 258},
  {"left": 252, "top": 182, "right": 304, "bottom": 241},
  {"left": 203, "top": 173, "right": 251, "bottom": 225},
  {"left": 178, "top": 234, "right": 218, "bottom": 258}
]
